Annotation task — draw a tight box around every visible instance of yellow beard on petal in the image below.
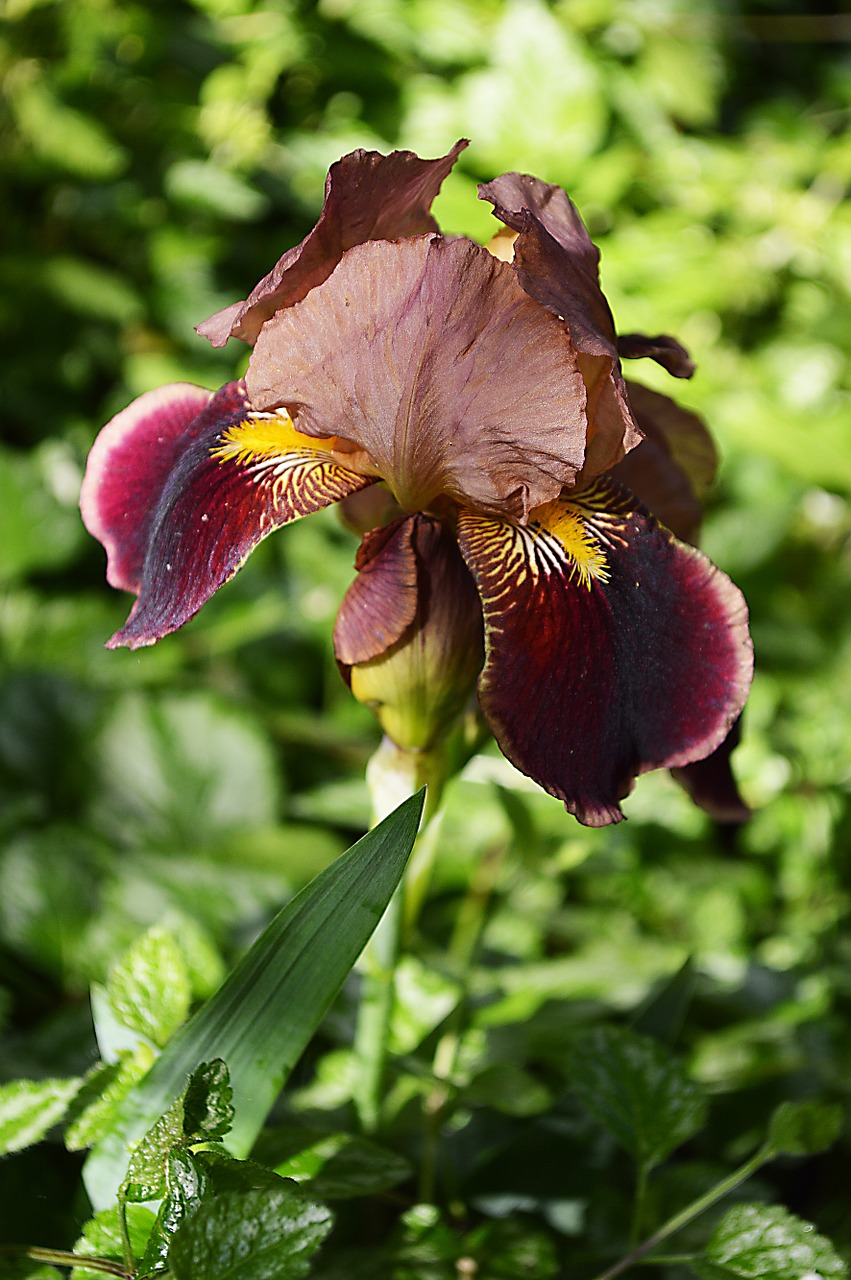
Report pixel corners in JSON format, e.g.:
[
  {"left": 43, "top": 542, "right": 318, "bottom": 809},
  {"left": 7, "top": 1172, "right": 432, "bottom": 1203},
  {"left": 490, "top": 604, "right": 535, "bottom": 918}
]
[
  {"left": 211, "top": 410, "right": 342, "bottom": 465},
  {"left": 530, "top": 498, "right": 610, "bottom": 589}
]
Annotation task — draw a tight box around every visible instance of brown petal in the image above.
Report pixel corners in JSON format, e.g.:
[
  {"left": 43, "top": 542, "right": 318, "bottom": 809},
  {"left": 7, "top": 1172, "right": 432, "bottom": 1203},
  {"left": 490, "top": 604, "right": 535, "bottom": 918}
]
[
  {"left": 618, "top": 332, "right": 695, "bottom": 379},
  {"left": 611, "top": 381, "right": 718, "bottom": 544},
  {"left": 198, "top": 140, "right": 468, "bottom": 347},
  {"left": 479, "top": 172, "right": 643, "bottom": 479},
  {"left": 247, "top": 235, "right": 588, "bottom": 521}
]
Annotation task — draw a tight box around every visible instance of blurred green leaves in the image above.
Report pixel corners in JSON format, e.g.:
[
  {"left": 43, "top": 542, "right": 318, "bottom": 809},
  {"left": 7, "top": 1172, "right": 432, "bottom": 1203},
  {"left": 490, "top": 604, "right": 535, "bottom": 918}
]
[{"left": 1, "top": 0, "right": 850, "bottom": 1274}]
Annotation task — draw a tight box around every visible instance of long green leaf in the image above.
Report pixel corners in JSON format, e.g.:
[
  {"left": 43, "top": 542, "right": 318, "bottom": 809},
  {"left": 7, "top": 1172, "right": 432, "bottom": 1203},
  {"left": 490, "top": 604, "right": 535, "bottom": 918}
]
[{"left": 83, "top": 791, "right": 424, "bottom": 1208}]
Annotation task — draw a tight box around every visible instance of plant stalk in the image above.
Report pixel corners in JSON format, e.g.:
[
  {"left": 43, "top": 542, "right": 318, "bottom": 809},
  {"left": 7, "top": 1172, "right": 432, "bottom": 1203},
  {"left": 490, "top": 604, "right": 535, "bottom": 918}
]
[{"left": 590, "top": 1147, "right": 772, "bottom": 1280}]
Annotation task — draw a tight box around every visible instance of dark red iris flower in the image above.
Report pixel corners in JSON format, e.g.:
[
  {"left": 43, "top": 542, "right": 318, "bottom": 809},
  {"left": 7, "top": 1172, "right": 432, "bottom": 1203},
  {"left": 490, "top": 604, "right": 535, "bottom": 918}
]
[{"left": 80, "top": 141, "right": 753, "bottom": 827}]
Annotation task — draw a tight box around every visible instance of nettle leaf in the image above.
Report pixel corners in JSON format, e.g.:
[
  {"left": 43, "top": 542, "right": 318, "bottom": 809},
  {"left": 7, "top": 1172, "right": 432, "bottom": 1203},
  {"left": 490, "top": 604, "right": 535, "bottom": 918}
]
[
  {"left": 570, "top": 1026, "right": 707, "bottom": 1168},
  {"left": 697, "top": 1203, "right": 848, "bottom": 1280},
  {"left": 65, "top": 1052, "right": 151, "bottom": 1152},
  {"left": 137, "top": 1148, "right": 212, "bottom": 1278},
  {"left": 124, "top": 1094, "right": 186, "bottom": 1202},
  {"left": 107, "top": 925, "right": 193, "bottom": 1049},
  {"left": 168, "top": 1186, "right": 333, "bottom": 1280},
  {"left": 766, "top": 1100, "right": 843, "bottom": 1157},
  {"left": 182, "top": 1059, "right": 234, "bottom": 1142},
  {"left": 195, "top": 1148, "right": 294, "bottom": 1197},
  {"left": 123, "top": 1060, "right": 234, "bottom": 1203},
  {"left": 277, "top": 1133, "right": 413, "bottom": 1200},
  {"left": 0, "top": 1076, "right": 81, "bottom": 1155},
  {"left": 71, "top": 1205, "right": 157, "bottom": 1280}
]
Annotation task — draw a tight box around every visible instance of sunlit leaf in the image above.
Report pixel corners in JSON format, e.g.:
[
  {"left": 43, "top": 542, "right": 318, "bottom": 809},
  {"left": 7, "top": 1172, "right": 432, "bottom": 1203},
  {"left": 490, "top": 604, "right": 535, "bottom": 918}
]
[
  {"left": 169, "top": 1186, "right": 333, "bottom": 1280},
  {"left": 0, "top": 1077, "right": 81, "bottom": 1156},
  {"left": 696, "top": 1203, "right": 847, "bottom": 1280},
  {"left": 83, "top": 792, "right": 423, "bottom": 1208}
]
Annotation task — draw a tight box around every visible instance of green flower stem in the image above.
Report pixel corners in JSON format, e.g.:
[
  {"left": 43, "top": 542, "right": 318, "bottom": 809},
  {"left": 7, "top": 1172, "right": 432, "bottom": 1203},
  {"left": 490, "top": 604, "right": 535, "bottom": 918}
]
[
  {"left": 630, "top": 1159, "right": 651, "bottom": 1248},
  {"left": 419, "top": 842, "right": 506, "bottom": 1203},
  {"left": 353, "top": 877, "right": 406, "bottom": 1134},
  {"left": 590, "top": 1146, "right": 774, "bottom": 1280},
  {"left": 353, "top": 737, "right": 438, "bottom": 1133}
]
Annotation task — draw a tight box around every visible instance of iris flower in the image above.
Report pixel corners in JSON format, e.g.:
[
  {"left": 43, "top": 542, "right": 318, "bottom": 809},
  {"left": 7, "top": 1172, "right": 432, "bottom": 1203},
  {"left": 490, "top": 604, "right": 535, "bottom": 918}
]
[{"left": 80, "top": 141, "right": 752, "bottom": 827}]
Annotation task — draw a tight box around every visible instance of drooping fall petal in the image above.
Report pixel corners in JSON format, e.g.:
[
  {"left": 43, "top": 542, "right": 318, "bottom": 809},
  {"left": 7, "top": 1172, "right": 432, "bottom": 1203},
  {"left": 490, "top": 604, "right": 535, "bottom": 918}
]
[
  {"left": 611, "top": 381, "right": 718, "bottom": 544},
  {"left": 457, "top": 477, "right": 753, "bottom": 827},
  {"left": 247, "top": 235, "right": 588, "bottom": 521},
  {"left": 80, "top": 382, "right": 217, "bottom": 593},
  {"left": 672, "top": 716, "right": 751, "bottom": 824},
  {"left": 198, "top": 140, "right": 468, "bottom": 348},
  {"left": 341, "top": 515, "right": 484, "bottom": 752},
  {"left": 82, "top": 380, "right": 374, "bottom": 649},
  {"left": 479, "top": 172, "right": 643, "bottom": 478}
]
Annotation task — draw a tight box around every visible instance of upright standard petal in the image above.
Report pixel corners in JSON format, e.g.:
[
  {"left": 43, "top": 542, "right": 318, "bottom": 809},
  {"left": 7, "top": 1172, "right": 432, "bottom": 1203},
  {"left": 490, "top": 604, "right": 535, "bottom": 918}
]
[
  {"left": 86, "top": 381, "right": 373, "bottom": 649},
  {"left": 457, "top": 477, "right": 753, "bottom": 826},
  {"left": 617, "top": 333, "right": 695, "bottom": 379},
  {"left": 247, "top": 235, "right": 588, "bottom": 521},
  {"left": 198, "top": 141, "right": 468, "bottom": 348},
  {"left": 479, "top": 172, "right": 643, "bottom": 478}
]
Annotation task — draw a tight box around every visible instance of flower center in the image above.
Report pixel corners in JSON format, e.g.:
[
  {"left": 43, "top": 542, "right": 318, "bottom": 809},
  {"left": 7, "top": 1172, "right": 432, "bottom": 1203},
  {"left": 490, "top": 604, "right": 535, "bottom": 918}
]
[
  {"left": 211, "top": 409, "right": 343, "bottom": 465},
  {"left": 529, "top": 498, "right": 610, "bottom": 588}
]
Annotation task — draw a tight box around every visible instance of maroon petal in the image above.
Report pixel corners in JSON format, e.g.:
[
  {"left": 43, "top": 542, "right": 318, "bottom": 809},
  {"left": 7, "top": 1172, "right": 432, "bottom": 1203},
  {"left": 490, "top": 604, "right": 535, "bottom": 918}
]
[
  {"left": 339, "top": 515, "right": 484, "bottom": 752},
  {"left": 84, "top": 382, "right": 373, "bottom": 649},
  {"left": 456, "top": 477, "right": 752, "bottom": 827},
  {"left": 247, "top": 235, "right": 587, "bottom": 521},
  {"left": 80, "top": 383, "right": 218, "bottom": 593},
  {"left": 618, "top": 333, "right": 695, "bottom": 379},
  {"left": 198, "top": 140, "right": 468, "bottom": 348},
  {"left": 672, "top": 716, "right": 751, "bottom": 823},
  {"left": 611, "top": 381, "right": 718, "bottom": 544},
  {"left": 479, "top": 172, "right": 643, "bottom": 478},
  {"left": 333, "top": 518, "right": 419, "bottom": 666}
]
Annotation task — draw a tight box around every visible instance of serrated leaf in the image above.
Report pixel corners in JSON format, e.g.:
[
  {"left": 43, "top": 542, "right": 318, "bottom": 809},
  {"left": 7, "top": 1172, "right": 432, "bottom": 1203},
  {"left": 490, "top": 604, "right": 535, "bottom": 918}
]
[
  {"left": 571, "top": 1026, "right": 707, "bottom": 1169},
  {"left": 0, "top": 1076, "right": 81, "bottom": 1155},
  {"left": 65, "top": 1053, "right": 151, "bottom": 1152},
  {"left": 137, "top": 1148, "right": 212, "bottom": 1278},
  {"left": 766, "top": 1100, "right": 843, "bottom": 1157},
  {"left": 182, "top": 1059, "right": 234, "bottom": 1142},
  {"left": 84, "top": 792, "right": 423, "bottom": 1209},
  {"left": 278, "top": 1133, "right": 412, "bottom": 1199},
  {"left": 124, "top": 1095, "right": 186, "bottom": 1203},
  {"left": 194, "top": 1148, "right": 292, "bottom": 1197},
  {"left": 106, "top": 926, "right": 192, "bottom": 1048},
  {"left": 71, "top": 1205, "right": 157, "bottom": 1280},
  {"left": 698, "top": 1202, "right": 847, "bottom": 1280},
  {"left": 169, "top": 1187, "right": 333, "bottom": 1280}
]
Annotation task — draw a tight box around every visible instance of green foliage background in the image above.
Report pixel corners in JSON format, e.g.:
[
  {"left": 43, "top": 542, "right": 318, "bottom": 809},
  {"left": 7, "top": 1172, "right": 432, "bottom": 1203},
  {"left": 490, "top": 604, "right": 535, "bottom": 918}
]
[{"left": 1, "top": 0, "right": 850, "bottom": 1273}]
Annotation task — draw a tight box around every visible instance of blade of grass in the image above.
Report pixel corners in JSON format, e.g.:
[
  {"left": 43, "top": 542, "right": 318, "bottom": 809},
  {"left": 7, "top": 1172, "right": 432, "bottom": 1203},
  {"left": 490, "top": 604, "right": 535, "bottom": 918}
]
[{"left": 84, "top": 791, "right": 424, "bottom": 1209}]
